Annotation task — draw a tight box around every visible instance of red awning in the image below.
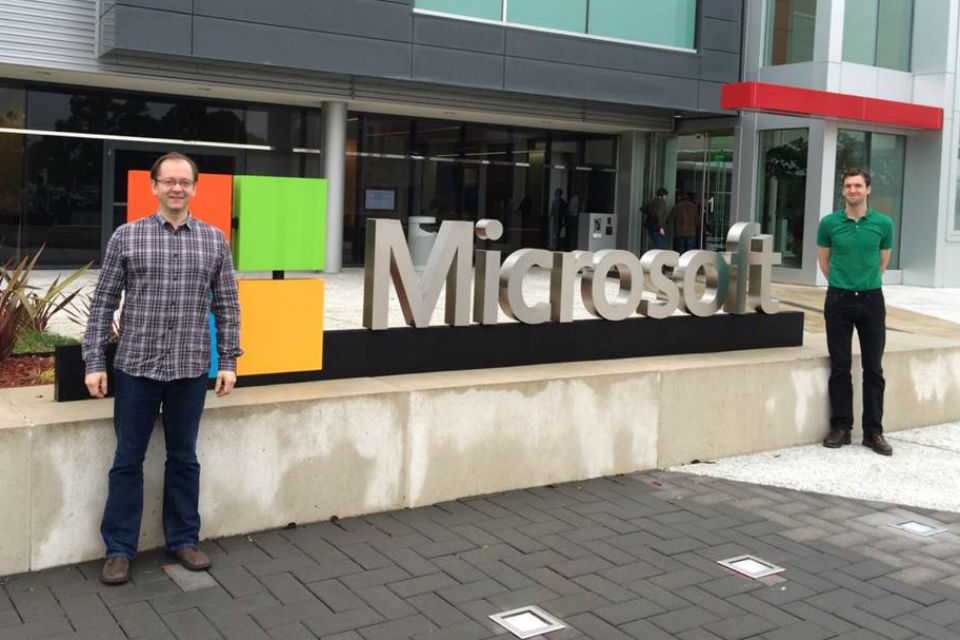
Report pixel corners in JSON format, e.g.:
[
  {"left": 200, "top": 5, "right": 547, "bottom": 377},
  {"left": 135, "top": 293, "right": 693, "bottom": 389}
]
[{"left": 721, "top": 81, "right": 942, "bottom": 130}]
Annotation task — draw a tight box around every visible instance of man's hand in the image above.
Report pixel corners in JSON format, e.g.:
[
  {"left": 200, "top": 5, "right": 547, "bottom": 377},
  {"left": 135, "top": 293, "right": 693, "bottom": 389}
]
[
  {"left": 85, "top": 372, "right": 108, "bottom": 398},
  {"left": 215, "top": 370, "right": 237, "bottom": 397}
]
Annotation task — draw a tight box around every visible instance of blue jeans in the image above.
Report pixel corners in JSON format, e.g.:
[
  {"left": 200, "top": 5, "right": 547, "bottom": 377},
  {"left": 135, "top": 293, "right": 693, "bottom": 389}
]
[
  {"left": 102, "top": 370, "right": 208, "bottom": 558},
  {"left": 652, "top": 231, "right": 668, "bottom": 249}
]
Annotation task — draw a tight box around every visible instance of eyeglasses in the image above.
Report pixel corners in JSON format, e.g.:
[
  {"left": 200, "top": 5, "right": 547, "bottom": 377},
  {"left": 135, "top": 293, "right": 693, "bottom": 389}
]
[{"left": 155, "top": 178, "right": 195, "bottom": 189}]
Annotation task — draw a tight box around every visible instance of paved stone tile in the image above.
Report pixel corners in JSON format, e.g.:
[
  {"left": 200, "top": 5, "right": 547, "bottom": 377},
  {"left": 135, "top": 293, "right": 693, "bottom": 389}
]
[{"left": 4, "top": 470, "right": 960, "bottom": 640}]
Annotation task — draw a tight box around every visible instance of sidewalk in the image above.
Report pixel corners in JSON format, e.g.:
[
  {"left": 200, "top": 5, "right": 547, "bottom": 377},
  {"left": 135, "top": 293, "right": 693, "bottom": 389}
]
[{"left": 2, "top": 461, "right": 960, "bottom": 640}]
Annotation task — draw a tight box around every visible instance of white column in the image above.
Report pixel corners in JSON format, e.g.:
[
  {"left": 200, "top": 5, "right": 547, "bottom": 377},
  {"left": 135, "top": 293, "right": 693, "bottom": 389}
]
[{"left": 322, "top": 101, "right": 347, "bottom": 273}]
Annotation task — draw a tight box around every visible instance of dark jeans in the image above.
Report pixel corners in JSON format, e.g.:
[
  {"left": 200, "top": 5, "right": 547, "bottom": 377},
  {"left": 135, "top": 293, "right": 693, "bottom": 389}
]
[
  {"left": 823, "top": 287, "right": 886, "bottom": 436},
  {"left": 102, "top": 370, "right": 208, "bottom": 558},
  {"left": 677, "top": 236, "right": 698, "bottom": 252},
  {"left": 652, "top": 231, "right": 668, "bottom": 249}
]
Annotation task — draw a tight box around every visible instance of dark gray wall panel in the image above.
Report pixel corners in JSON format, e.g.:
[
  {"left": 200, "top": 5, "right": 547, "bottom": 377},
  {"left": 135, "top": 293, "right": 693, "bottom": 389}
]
[
  {"left": 506, "top": 59, "right": 698, "bottom": 108},
  {"left": 413, "top": 45, "right": 504, "bottom": 90},
  {"left": 700, "top": 18, "right": 741, "bottom": 54},
  {"left": 193, "top": 16, "right": 412, "bottom": 79},
  {"left": 701, "top": 0, "right": 741, "bottom": 22},
  {"left": 699, "top": 50, "right": 740, "bottom": 82},
  {"left": 698, "top": 81, "right": 727, "bottom": 112},
  {"left": 194, "top": 0, "right": 412, "bottom": 42},
  {"left": 114, "top": 0, "right": 193, "bottom": 13},
  {"left": 505, "top": 29, "right": 701, "bottom": 79},
  {"left": 105, "top": 6, "right": 192, "bottom": 57},
  {"left": 413, "top": 15, "right": 505, "bottom": 54}
]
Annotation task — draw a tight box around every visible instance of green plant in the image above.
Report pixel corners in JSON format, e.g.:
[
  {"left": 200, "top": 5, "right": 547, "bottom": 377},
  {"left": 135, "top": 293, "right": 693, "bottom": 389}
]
[
  {"left": 13, "top": 328, "right": 79, "bottom": 355},
  {"left": 19, "top": 254, "right": 91, "bottom": 333},
  {"left": 65, "top": 291, "right": 120, "bottom": 342},
  {"left": 0, "top": 253, "right": 35, "bottom": 361}
]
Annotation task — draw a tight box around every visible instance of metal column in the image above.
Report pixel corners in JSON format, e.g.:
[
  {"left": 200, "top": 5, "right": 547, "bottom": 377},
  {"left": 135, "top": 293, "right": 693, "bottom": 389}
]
[{"left": 322, "top": 100, "right": 347, "bottom": 273}]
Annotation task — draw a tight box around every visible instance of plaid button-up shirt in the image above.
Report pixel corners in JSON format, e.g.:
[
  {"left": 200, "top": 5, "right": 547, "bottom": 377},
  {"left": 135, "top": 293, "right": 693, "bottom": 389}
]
[{"left": 82, "top": 212, "right": 242, "bottom": 381}]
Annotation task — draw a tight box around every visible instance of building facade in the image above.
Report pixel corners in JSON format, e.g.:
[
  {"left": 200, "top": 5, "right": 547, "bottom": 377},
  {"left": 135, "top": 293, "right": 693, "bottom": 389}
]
[
  {"left": 738, "top": 0, "right": 960, "bottom": 287},
  {"left": 0, "top": 0, "right": 739, "bottom": 269},
  {"left": 2, "top": 1, "right": 958, "bottom": 287}
]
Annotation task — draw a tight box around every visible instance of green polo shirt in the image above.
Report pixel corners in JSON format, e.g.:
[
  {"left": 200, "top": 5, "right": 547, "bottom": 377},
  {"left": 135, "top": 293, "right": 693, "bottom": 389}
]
[{"left": 816, "top": 208, "right": 894, "bottom": 291}]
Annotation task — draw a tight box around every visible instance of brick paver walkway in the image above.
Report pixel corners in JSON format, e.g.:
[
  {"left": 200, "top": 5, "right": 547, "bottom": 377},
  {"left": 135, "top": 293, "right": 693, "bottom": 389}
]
[{"left": 3, "top": 472, "right": 960, "bottom": 639}]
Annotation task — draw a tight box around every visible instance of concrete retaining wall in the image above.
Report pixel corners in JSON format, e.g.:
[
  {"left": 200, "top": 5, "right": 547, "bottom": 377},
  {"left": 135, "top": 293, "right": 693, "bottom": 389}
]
[{"left": 2, "top": 331, "right": 959, "bottom": 576}]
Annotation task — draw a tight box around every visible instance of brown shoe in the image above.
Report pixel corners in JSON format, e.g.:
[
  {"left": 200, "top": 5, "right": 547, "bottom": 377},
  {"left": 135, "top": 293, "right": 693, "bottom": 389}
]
[
  {"left": 863, "top": 433, "right": 893, "bottom": 456},
  {"left": 169, "top": 546, "right": 211, "bottom": 571},
  {"left": 823, "top": 428, "right": 852, "bottom": 448},
  {"left": 100, "top": 556, "right": 130, "bottom": 585}
]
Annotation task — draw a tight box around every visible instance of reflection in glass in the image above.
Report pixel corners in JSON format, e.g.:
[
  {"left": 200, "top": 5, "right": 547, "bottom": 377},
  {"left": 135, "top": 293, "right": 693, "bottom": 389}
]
[
  {"left": 350, "top": 114, "right": 616, "bottom": 263},
  {"left": 757, "top": 129, "right": 808, "bottom": 268},
  {"left": 0, "top": 133, "right": 23, "bottom": 262},
  {"left": 835, "top": 129, "right": 905, "bottom": 269},
  {"left": 414, "top": 0, "right": 502, "bottom": 20},
  {"left": 589, "top": 0, "right": 696, "bottom": 48},
  {"left": 509, "top": 0, "right": 587, "bottom": 33},
  {"left": 843, "top": 0, "right": 912, "bottom": 71},
  {"left": 0, "top": 88, "right": 25, "bottom": 128},
  {"left": 764, "top": 0, "right": 816, "bottom": 65},
  {"left": 23, "top": 135, "right": 103, "bottom": 265},
  {"left": 956, "top": 143, "right": 960, "bottom": 233}
]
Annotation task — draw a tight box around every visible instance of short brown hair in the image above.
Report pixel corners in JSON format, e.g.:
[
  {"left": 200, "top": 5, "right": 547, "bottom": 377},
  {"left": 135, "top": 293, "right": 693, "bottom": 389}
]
[
  {"left": 841, "top": 168, "right": 871, "bottom": 187},
  {"left": 150, "top": 152, "right": 199, "bottom": 182}
]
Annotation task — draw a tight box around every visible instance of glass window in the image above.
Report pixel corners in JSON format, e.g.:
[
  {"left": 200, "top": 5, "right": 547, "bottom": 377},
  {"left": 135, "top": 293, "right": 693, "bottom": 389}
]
[
  {"left": 843, "top": 0, "right": 912, "bottom": 71},
  {"left": 757, "top": 129, "right": 808, "bottom": 269},
  {"left": 955, "top": 143, "right": 960, "bottom": 233},
  {"left": 764, "top": 0, "right": 816, "bottom": 65},
  {"left": 589, "top": 0, "right": 696, "bottom": 49},
  {"left": 835, "top": 129, "right": 905, "bottom": 269},
  {"left": 0, "top": 88, "right": 25, "bottom": 128},
  {"left": 0, "top": 133, "right": 23, "bottom": 264},
  {"left": 23, "top": 135, "right": 103, "bottom": 265},
  {"left": 414, "top": 0, "right": 502, "bottom": 21},
  {"left": 509, "top": 0, "right": 586, "bottom": 33},
  {"left": 876, "top": 0, "right": 912, "bottom": 71}
]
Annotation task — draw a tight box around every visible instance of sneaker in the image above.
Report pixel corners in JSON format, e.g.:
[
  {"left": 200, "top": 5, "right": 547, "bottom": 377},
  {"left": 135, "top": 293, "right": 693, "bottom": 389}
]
[
  {"left": 862, "top": 433, "right": 893, "bottom": 456},
  {"left": 822, "top": 428, "right": 851, "bottom": 448}
]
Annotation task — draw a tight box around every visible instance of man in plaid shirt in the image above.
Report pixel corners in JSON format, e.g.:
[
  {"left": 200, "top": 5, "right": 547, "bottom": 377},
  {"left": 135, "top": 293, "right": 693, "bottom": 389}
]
[{"left": 82, "top": 152, "right": 241, "bottom": 585}]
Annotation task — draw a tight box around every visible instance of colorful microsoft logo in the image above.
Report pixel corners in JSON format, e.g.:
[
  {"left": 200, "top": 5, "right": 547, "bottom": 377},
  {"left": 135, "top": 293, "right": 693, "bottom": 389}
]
[{"left": 127, "top": 171, "right": 327, "bottom": 377}]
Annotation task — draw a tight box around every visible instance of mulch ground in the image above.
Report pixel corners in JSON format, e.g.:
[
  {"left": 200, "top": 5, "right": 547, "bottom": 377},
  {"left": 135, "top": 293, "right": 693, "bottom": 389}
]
[{"left": 0, "top": 355, "right": 54, "bottom": 388}]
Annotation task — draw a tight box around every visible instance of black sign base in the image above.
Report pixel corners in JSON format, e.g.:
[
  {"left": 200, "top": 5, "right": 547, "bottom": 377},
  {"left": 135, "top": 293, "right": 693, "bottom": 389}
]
[{"left": 55, "top": 312, "right": 804, "bottom": 402}]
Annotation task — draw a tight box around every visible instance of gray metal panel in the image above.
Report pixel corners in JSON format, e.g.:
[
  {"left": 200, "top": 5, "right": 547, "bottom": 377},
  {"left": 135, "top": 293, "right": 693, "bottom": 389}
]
[
  {"left": 0, "top": 0, "right": 97, "bottom": 67},
  {"left": 412, "top": 45, "right": 504, "bottom": 90},
  {"left": 413, "top": 14, "right": 505, "bottom": 54},
  {"left": 698, "top": 81, "right": 729, "bottom": 112},
  {"left": 700, "top": 50, "right": 740, "bottom": 82},
  {"left": 113, "top": 0, "right": 192, "bottom": 12},
  {"left": 700, "top": 17, "right": 741, "bottom": 54},
  {"left": 504, "top": 29, "right": 701, "bottom": 79},
  {"left": 701, "top": 0, "right": 741, "bottom": 22},
  {"left": 106, "top": 5, "right": 192, "bottom": 57},
  {"left": 192, "top": 16, "right": 412, "bottom": 79},
  {"left": 505, "top": 58, "right": 698, "bottom": 108},
  {"left": 194, "top": 0, "right": 412, "bottom": 42}
]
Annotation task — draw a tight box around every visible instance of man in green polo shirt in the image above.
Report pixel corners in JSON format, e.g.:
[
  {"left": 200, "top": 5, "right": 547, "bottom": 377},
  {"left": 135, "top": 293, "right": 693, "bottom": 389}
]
[{"left": 817, "top": 169, "right": 895, "bottom": 455}]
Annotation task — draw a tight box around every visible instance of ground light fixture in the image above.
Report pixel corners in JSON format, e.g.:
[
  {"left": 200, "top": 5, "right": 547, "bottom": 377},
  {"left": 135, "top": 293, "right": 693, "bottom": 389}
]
[
  {"left": 889, "top": 521, "right": 948, "bottom": 537},
  {"left": 489, "top": 606, "right": 567, "bottom": 638},
  {"left": 717, "top": 555, "right": 786, "bottom": 579}
]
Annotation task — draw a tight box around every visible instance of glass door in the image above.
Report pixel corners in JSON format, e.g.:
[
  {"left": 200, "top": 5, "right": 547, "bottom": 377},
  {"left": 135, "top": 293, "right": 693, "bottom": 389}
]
[{"left": 670, "top": 132, "right": 734, "bottom": 251}]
